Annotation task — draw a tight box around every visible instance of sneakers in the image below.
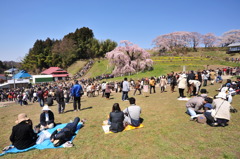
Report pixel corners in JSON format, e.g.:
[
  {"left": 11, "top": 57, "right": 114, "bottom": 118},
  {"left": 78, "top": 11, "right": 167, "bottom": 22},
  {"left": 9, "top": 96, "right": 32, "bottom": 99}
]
[
  {"left": 210, "top": 122, "right": 219, "bottom": 127},
  {"left": 190, "top": 117, "right": 197, "bottom": 121},
  {"left": 63, "top": 141, "right": 74, "bottom": 148}
]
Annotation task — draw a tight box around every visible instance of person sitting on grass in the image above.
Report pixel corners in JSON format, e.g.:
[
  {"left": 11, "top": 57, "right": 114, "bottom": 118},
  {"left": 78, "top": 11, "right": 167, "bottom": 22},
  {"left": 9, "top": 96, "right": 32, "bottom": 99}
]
[
  {"left": 10, "top": 113, "right": 38, "bottom": 150},
  {"left": 39, "top": 105, "right": 55, "bottom": 131},
  {"left": 185, "top": 90, "right": 208, "bottom": 121},
  {"left": 50, "top": 117, "right": 85, "bottom": 147},
  {"left": 109, "top": 103, "right": 125, "bottom": 133},
  {"left": 123, "top": 97, "right": 142, "bottom": 127},
  {"left": 206, "top": 92, "right": 231, "bottom": 127}
]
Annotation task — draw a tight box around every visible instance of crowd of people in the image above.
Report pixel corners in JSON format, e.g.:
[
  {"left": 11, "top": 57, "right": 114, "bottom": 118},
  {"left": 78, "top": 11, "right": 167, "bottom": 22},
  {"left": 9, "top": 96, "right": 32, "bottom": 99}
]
[
  {"left": 225, "top": 57, "right": 240, "bottom": 63},
  {"left": 1, "top": 66, "right": 240, "bottom": 152},
  {"left": 72, "top": 60, "right": 94, "bottom": 80}
]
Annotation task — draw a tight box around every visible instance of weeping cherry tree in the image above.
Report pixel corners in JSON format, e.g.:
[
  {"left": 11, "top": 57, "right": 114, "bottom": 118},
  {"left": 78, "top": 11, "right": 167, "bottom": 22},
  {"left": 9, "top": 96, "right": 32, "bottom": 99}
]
[{"left": 105, "top": 40, "right": 153, "bottom": 76}]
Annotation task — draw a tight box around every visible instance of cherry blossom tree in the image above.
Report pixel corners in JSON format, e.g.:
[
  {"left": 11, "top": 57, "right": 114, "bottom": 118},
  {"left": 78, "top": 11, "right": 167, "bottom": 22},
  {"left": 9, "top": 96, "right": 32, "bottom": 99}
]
[
  {"left": 202, "top": 33, "right": 217, "bottom": 47},
  {"left": 189, "top": 32, "right": 202, "bottom": 51},
  {"left": 153, "top": 31, "right": 192, "bottom": 52},
  {"left": 220, "top": 29, "right": 240, "bottom": 46},
  {"left": 105, "top": 40, "right": 153, "bottom": 76}
]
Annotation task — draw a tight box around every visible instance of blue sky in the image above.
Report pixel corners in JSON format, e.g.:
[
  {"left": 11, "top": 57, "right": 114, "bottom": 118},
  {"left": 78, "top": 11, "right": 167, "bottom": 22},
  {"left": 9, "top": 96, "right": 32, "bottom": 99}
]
[{"left": 0, "top": 0, "right": 239, "bottom": 61}]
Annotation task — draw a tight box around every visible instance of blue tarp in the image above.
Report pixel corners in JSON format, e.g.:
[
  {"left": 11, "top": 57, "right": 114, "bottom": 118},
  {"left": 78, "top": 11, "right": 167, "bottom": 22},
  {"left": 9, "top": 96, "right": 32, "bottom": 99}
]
[
  {"left": 0, "top": 123, "right": 83, "bottom": 156},
  {"left": 12, "top": 70, "right": 31, "bottom": 79}
]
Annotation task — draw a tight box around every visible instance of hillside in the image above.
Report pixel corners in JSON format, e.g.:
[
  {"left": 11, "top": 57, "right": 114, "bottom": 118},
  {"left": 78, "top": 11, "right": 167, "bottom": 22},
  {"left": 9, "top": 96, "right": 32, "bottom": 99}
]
[{"left": 79, "top": 51, "right": 239, "bottom": 81}]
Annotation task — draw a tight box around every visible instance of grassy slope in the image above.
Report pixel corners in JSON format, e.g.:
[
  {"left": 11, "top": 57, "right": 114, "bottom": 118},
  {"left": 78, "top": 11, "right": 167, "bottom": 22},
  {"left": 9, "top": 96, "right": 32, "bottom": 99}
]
[
  {"left": 1, "top": 51, "right": 240, "bottom": 158},
  {"left": 67, "top": 60, "right": 88, "bottom": 76},
  {"left": 1, "top": 80, "right": 240, "bottom": 159},
  {"left": 84, "top": 51, "right": 239, "bottom": 81},
  {"left": 84, "top": 59, "right": 113, "bottom": 78}
]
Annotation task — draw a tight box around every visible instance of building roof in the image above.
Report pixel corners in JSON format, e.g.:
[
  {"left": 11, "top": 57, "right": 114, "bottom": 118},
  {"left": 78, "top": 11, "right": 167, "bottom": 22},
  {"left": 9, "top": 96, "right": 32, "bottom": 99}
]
[
  {"left": 4, "top": 68, "right": 18, "bottom": 73},
  {"left": 41, "top": 67, "right": 69, "bottom": 76},
  {"left": 12, "top": 70, "right": 31, "bottom": 79},
  {"left": 228, "top": 43, "right": 240, "bottom": 47}
]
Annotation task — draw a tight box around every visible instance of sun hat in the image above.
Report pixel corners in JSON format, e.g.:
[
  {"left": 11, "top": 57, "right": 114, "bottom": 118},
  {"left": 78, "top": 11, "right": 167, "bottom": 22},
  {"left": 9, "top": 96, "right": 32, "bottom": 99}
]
[
  {"left": 42, "top": 105, "right": 51, "bottom": 111},
  {"left": 215, "top": 92, "right": 227, "bottom": 99},
  {"left": 15, "top": 113, "right": 29, "bottom": 124},
  {"left": 204, "top": 103, "right": 212, "bottom": 109}
]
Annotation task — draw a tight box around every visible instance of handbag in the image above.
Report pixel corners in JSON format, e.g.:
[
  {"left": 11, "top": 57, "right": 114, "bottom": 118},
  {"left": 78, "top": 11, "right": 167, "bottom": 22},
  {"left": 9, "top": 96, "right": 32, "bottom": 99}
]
[{"left": 79, "top": 89, "right": 84, "bottom": 96}]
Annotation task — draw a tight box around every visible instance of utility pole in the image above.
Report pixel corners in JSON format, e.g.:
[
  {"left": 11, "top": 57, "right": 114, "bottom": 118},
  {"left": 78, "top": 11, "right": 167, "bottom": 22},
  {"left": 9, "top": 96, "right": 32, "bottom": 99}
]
[{"left": 12, "top": 62, "right": 16, "bottom": 89}]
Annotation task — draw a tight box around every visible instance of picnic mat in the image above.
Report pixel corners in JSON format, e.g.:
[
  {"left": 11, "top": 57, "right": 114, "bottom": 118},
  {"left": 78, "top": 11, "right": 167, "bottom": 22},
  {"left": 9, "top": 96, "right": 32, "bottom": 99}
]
[
  {"left": 0, "top": 123, "right": 83, "bottom": 156},
  {"left": 102, "top": 122, "right": 144, "bottom": 134}
]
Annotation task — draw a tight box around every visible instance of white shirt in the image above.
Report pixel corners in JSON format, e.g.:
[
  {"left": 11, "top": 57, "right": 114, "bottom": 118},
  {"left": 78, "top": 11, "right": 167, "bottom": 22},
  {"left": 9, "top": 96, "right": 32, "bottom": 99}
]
[{"left": 45, "top": 113, "right": 49, "bottom": 122}]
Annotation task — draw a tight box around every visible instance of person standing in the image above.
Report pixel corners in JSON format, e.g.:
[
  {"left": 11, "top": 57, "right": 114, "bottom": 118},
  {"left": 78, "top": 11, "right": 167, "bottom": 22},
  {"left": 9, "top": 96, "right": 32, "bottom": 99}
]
[
  {"left": 71, "top": 80, "right": 83, "bottom": 112},
  {"left": 170, "top": 73, "right": 177, "bottom": 93},
  {"left": 159, "top": 75, "right": 167, "bottom": 93},
  {"left": 209, "top": 70, "right": 216, "bottom": 85},
  {"left": 55, "top": 86, "right": 65, "bottom": 114},
  {"left": 177, "top": 74, "right": 187, "bottom": 98},
  {"left": 101, "top": 81, "right": 106, "bottom": 98},
  {"left": 133, "top": 80, "right": 141, "bottom": 95},
  {"left": 202, "top": 71, "right": 209, "bottom": 87},
  {"left": 122, "top": 78, "right": 130, "bottom": 101},
  {"left": 105, "top": 82, "right": 111, "bottom": 99},
  {"left": 149, "top": 77, "right": 156, "bottom": 94},
  {"left": 37, "top": 87, "right": 44, "bottom": 107}
]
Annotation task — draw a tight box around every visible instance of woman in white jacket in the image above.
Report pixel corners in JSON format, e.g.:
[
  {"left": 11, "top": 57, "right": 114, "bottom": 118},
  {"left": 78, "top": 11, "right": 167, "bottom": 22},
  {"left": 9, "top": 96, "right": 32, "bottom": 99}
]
[{"left": 177, "top": 74, "right": 187, "bottom": 98}]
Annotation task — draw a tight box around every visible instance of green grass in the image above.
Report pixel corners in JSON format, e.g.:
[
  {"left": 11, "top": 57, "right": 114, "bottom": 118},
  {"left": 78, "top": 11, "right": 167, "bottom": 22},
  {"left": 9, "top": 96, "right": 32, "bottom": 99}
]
[
  {"left": 67, "top": 60, "right": 88, "bottom": 76},
  {"left": 1, "top": 80, "right": 240, "bottom": 158},
  {"left": 84, "top": 59, "right": 113, "bottom": 78}
]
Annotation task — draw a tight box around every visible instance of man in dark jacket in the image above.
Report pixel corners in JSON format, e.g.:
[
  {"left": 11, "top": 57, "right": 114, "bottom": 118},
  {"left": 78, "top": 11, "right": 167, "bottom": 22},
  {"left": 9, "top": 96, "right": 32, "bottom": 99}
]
[
  {"left": 55, "top": 85, "right": 65, "bottom": 114},
  {"left": 37, "top": 87, "right": 44, "bottom": 107},
  {"left": 50, "top": 117, "right": 80, "bottom": 147},
  {"left": 40, "top": 105, "right": 55, "bottom": 130},
  {"left": 46, "top": 95, "right": 54, "bottom": 106},
  {"left": 71, "top": 80, "right": 83, "bottom": 111},
  {"left": 10, "top": 113, "right": 37, "bottom": 150}
]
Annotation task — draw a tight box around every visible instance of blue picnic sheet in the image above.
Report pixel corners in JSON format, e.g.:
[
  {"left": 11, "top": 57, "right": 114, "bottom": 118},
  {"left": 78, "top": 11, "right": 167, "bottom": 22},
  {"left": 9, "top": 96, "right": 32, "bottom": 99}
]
[{"left": 0, "top": 123, "right": 83, "bottom": 156}]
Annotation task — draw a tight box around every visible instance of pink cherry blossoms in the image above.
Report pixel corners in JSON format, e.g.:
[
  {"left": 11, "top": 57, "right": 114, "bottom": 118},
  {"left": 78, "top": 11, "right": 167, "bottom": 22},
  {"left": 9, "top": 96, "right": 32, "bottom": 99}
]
[{"left": 105, "top": 40, "right": 153, "bottom": 76}]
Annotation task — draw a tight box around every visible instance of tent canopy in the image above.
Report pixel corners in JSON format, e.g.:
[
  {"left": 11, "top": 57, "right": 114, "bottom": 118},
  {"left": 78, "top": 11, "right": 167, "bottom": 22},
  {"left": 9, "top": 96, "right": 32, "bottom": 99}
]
[{"left": 12, "top": 70, "right": 31, "bottom": 79}]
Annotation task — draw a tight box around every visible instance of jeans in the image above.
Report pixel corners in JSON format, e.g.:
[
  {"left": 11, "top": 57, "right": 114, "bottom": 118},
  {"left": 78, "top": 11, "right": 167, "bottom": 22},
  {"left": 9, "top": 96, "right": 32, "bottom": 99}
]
[
  {"left": 203, "top": 79, "right": 207, "bottom": 86},
  {"left": 122, "top": 91, "right": 129, "bottom": 101},
  {"left": 73, "top": 96, "right": 81, "bottom": 110},
  {"left": 38, "top": 98, "right": 44, "bottom": 107},
  {"left": 19, "top": 99, "right": 23, "bottom": 106},
  {"left": 187, "top": 108, "right": 197, "bottom": 118}
]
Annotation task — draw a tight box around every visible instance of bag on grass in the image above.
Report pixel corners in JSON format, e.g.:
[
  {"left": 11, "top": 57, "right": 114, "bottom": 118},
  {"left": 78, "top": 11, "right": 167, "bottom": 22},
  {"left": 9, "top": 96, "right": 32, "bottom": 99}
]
[{"left": 196, "top": 115, "right": 206, "bottom": 124}]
